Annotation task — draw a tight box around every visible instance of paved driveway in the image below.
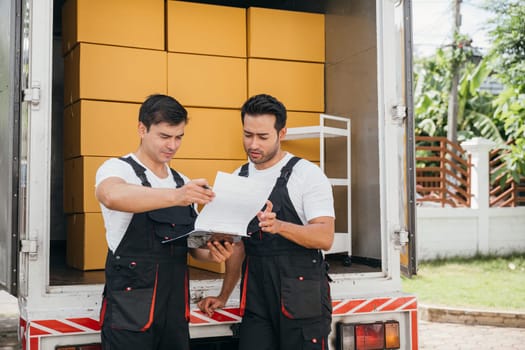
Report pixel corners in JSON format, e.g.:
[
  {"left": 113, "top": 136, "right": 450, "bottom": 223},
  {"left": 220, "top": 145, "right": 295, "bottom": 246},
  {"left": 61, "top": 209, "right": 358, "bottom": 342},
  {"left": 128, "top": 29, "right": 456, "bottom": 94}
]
[{"left": 419, "top": 320, "right": 525, "bottom": 349}]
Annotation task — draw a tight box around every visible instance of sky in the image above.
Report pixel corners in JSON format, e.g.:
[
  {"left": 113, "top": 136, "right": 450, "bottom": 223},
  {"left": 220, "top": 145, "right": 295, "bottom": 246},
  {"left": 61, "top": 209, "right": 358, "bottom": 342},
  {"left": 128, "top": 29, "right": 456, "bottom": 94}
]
[{"left": 412, "top": 0, "right": 493, "bottom": 57}]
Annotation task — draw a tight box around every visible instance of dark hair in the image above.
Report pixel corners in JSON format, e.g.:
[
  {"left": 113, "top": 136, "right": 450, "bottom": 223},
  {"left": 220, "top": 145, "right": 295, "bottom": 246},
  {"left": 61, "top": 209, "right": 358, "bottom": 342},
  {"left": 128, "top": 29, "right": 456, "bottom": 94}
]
[
  {"left": 139, "top": 94, "right": 188, "bottom": 130},
  {"left": 241, "top": 94, "right": 287, "bottom": 132}
]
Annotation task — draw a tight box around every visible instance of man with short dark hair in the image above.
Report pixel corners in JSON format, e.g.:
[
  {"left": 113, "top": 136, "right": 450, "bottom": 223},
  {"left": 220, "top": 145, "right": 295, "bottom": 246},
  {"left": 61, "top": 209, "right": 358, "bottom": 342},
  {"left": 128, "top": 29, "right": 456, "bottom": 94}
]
[
  {"left": 198, "top": 94, "right": 335, "bottom": 349},
  {"left": 96, "top": 94, "right": 233, "bottom": 350}
]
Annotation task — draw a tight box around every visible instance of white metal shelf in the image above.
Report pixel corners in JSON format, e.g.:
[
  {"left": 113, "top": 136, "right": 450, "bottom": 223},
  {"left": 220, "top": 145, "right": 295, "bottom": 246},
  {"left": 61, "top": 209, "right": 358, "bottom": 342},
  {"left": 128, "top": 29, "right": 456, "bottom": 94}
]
[
  {"left": 329, "top": 178, "right": 350, "bottom": 186},
  {"left": 286, "top": 114, "right": 352, "bottom": 257},
  {"left": 285, "top": 126, "right": 349, "bottom": 140}
]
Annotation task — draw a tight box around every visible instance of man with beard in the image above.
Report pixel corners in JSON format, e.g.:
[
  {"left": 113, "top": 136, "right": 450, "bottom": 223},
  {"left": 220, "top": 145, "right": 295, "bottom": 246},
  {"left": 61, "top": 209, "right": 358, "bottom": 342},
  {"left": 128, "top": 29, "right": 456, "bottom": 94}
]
[{"left": 198, "top": 94, "right": 335, "bottom": 349}]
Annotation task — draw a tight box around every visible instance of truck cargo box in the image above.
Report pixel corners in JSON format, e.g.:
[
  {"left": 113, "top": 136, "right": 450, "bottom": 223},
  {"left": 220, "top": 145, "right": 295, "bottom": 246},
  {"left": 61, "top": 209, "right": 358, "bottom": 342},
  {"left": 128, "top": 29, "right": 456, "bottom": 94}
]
[{"left": 0, "top": 1, "right": 417, "bottom": 349}]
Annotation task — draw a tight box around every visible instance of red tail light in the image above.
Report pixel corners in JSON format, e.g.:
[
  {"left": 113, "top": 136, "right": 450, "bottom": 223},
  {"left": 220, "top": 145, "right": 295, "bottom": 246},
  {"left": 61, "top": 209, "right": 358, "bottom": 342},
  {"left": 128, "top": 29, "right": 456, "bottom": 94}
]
[
  {"left": 337, "top": 321, "right": 400, "bottom": 350},
  {"left": 356, "top": 323, "right": 384, "bottom": 350}
]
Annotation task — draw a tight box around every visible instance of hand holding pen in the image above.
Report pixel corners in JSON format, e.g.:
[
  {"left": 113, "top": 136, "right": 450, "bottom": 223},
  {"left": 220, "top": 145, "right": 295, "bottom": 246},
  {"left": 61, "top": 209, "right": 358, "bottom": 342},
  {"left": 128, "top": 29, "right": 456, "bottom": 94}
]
[{"left": 175, "top": 178, "right": 215, "bottom": 206}]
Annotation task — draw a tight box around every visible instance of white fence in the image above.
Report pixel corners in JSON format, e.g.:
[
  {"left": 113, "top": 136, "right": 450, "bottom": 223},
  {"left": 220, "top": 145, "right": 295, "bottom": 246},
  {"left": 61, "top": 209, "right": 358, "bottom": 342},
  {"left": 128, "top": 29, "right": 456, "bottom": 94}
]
[
  {"left": 416, "top": 138, "right": 525, "bottom": 260},
  {"left": 417, "top": 207, "right": 525, "bottom": 260}
]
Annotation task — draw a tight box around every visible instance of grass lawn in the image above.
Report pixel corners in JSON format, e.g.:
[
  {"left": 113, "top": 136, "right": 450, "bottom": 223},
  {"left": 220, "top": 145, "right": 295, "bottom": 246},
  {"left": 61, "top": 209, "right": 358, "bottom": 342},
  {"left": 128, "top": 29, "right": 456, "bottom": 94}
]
[{"left": 401, "top": 254, "right": 525, "bottom": 311}]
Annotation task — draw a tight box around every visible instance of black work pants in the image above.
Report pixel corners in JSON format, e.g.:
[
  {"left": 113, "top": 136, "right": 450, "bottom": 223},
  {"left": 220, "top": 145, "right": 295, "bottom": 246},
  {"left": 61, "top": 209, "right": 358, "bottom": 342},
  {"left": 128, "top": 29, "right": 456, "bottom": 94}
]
[
  {"left": 101, "top": 256, "right": 189, "bottom": 350},
  {"left": 239, "top": 254, "right": 331, "bottom": 350}
]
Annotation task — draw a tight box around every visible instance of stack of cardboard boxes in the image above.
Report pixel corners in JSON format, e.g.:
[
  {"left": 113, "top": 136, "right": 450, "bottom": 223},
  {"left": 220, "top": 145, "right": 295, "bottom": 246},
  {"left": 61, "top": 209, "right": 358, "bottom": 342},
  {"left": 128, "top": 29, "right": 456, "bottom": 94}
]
[
  {"left": 62, "top": 0, "right": 324, "bottom": 273},
  {"left": 245, "top": 6, "right": 325, "bottom": 163},
  {"left": 62, "top": 0, "right": 166, "bottom": 271}
]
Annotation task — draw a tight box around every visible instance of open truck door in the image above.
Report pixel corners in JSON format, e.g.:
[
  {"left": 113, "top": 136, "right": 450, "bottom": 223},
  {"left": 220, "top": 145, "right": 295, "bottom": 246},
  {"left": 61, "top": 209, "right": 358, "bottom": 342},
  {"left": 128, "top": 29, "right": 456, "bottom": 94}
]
[
  {"left": 0, "top": 0, "right": 22, "bottom": 296},
  {"left": 399, "top": 0, "right": 417, "bottom": 277}
]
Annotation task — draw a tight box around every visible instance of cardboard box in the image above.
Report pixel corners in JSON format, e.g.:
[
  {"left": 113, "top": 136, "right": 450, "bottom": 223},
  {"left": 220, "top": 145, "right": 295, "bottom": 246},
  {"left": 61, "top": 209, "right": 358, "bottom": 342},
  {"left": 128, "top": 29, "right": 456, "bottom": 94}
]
[
  {"left": 248, "top": 59, "right": 324, "bottom": 112},
  {"left": 63, "top": 104, "right": 244, "bottom": 160},
  {"left": 170, "top": 159, "right": 246, "bottom": 184},
  {"left": 248, "top": 7, "right": 325, "bottom": 62},
  {"left": 168, "top": 53, "right": 246, "bottom": 109},
  {"left": 63, "top": 101, "right": 140, "bottom": 159},
  {"left": 282, "top": 112, "right": 321, "bottom": 162},
  {"left": 177, "top": 109, "right": 319, "bottom": 161},
  {"left": 66, "top": 212, "right": 108, "bottom": 270},
  {"left": 167, "top": 1, "right": 246, "bottom": 57},
  {"left": 187, "top": 254, "right": 225, "bottom": 274},
  {"left": 62, "top": 0, "right": 164, "bottom": 55},
  {"left": 64, "top": 156, "right": 109, "bottom": 213},
  {"left": 64, "top": 43, "right": 167, "bottom": 106},
  {"left": 176, "top": 108, "right": 245, "bottom": 159}
]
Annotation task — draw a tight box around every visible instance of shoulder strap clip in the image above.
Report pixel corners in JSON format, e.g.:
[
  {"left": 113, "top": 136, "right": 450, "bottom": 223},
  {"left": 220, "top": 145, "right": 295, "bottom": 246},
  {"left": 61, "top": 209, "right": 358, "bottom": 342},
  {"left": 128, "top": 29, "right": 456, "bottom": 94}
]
[{"left": 279, "top": 156, "right": 301, "bottom": 182}]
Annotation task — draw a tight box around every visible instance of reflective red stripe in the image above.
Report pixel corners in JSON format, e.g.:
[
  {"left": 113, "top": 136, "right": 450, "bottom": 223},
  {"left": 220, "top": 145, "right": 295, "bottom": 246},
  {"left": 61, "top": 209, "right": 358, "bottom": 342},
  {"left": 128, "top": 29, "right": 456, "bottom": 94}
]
[
  {"left": 354, "top": 298, "right": 391, "bottom": 313},
  {"left": 140, "top": 265, "right": 159, "bottom": 331},
  {"left": 411, "top": 310, "right": 418, "bottom": 350},
  {"left": 98, "top": 298, "right": 107, "bottom": 326},
  {"left": 212, "top": 312, "right": 237, "bottom": 323},
  {"left": 332, "top": 300, "right": 342, "bottom": 308},
  {"left": 68, "top": 317, "right": 102, "bottom": 331},
  {"left": 380, "top": 297, "right": 415, "bottom": 311},
  {"left": 30, "top": 337, "right": 39, "bottom": 350},
  {"left": 30, "top": 325, "right": 50, "bottom": 336},
  {"left": 403, "top": 301, "right": 418, "bottom": 310},
  {"left": 33, "top": 320, "right": 82, "bottom": 333},
  {"left": 239, "top": 258, "right": 249, "bottom": 317},
  {"left": 20, "top": 318, "right": 27, "bottom": 350},
  {"left": 222, "top": 307, "right": 241, "bottom": 316},
  {"left": 185, "top": 269, "right": 190, "bottom": 322},
  {"left": 332, "top": 299, "right": 367, "bottom": 314},
  {"left": 189, "top": 314, "right": 208, "bottom": 324}
]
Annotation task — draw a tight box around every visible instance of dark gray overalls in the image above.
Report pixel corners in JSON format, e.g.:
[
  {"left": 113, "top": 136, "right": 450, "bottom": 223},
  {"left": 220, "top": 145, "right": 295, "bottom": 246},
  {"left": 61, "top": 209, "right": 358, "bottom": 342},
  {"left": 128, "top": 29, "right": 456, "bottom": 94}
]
[
  {"left": 238, "top": 157, "right": 332, "bottom": 350},
  {"left": 100, "top": 157, "right": 196, "bottom": 350}
]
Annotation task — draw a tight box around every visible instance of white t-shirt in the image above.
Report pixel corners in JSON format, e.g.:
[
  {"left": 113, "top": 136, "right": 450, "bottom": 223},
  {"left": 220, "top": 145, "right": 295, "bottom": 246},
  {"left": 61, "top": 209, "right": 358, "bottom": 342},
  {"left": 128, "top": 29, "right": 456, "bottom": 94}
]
[
  {"left": 234, "top": 152, "right": 335, "bottom": 225},
  {"left": 95, "top": 153, "right": 190, "bottom": 253}
]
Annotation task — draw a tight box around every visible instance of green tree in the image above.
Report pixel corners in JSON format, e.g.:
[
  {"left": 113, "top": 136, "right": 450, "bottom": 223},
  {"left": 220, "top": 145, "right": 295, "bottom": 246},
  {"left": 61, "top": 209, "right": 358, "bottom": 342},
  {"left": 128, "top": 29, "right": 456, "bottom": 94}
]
[
  {"left": 484, "top": 0, "right": 525, "bottom": 91},
  {"left": 414, "top": 45, "right": 501, "bottom": 143},
  {"left": 414, "top": 0, "right": 525, "bottom": 183},
  {"left": 483, "top": 0, "right": 525, "bottom": 182}
]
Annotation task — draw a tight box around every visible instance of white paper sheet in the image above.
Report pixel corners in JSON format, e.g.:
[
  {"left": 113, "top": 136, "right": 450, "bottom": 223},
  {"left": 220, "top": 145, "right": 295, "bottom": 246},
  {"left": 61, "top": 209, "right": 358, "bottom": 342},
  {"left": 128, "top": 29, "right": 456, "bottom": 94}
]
[{"left": 162, "top": 171, "right": 273, "bottom": 248}]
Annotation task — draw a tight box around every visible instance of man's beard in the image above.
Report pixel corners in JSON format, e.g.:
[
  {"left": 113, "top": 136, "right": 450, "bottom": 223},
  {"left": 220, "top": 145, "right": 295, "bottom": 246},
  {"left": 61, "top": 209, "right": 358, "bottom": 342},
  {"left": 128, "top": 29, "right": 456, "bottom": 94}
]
[{"left": 247, "top": 141, "right": 280, "bottom": 165}]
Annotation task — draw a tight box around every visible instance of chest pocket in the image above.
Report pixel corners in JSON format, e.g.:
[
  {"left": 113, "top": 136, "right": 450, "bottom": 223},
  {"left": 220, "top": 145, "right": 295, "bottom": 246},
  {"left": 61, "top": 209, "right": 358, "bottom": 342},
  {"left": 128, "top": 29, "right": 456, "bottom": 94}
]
[{"left": 148, "top": 206, "right": 196, "bottom": 242}]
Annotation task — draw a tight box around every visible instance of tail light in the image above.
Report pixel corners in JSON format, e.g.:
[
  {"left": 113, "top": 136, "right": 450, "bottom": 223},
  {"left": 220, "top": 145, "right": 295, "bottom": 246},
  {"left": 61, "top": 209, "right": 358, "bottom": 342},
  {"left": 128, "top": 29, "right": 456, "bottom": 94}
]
[
  {"left": 337, "top": 321, "right": 400, "bottom": 350},
  {"left": 356, "top": 323, "right": 384, "bottom": 349},
  {"left": 385, "top": 321, "right": 401, "bottom": 348}
]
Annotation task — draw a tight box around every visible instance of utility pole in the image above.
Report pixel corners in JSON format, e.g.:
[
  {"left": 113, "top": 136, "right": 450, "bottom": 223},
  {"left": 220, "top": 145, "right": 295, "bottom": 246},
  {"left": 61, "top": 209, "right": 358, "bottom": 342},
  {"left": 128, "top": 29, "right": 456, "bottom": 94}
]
[
  {"left": 447, "top": 0, "right": 461, "bottom": 144},
  {"left": 445, "top": 0, "right": 462, "bottom": 200}
]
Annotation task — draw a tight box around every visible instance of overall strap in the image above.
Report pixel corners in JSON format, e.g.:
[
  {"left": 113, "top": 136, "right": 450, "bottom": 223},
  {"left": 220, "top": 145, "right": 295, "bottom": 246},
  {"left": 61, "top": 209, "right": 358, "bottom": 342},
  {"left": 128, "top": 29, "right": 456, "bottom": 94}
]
[
  {"left": 239, "top": 162, "right": 250, "bottom": 177},
  {"left": 238, "top": 157, "right": 302, "bottom": 181},
  {"left": 119, "top": 156, "right": 184, "bottom": 188},
  {"left": 119, "top": 156, "right": 151, "bottom": 187},
  {"left": 277, "top": 156, "right": 302, "bottom": 185},
  {"left": 169, "top": 168, "right": 185, "bottom": 188}
]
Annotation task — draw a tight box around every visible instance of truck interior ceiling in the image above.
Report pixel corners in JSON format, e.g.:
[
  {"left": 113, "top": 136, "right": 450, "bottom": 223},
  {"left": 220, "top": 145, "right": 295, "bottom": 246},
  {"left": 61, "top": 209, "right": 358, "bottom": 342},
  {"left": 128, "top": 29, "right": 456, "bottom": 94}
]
[{"left": 49, "top": 0, "right": 382, "bottom": 286}]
